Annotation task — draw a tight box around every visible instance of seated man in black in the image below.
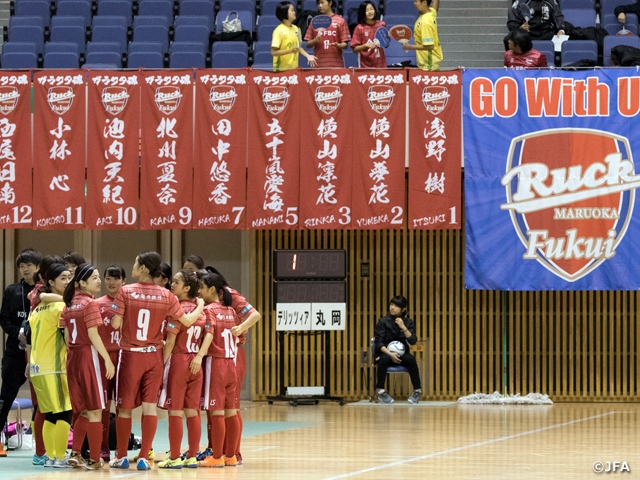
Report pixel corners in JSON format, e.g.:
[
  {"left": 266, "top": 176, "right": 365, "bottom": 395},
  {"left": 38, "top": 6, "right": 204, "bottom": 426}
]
[
  {"left": 374, "top": 295, "right": 422, "bottom": 404},
  {"left": 505, "top": 0, "right": 565, "bottom": 49}
]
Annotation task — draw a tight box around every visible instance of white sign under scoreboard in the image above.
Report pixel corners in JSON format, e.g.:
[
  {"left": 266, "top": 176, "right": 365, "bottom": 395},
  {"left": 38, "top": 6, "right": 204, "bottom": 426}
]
[{"left": 276, "top": 302, "right": 346, "bottom": 331}]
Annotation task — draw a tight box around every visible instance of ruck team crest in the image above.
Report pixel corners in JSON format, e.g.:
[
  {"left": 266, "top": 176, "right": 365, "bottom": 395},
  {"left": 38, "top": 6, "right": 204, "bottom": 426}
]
[{"left": 501, "top": 129, "right": 637, "bottom": 282}]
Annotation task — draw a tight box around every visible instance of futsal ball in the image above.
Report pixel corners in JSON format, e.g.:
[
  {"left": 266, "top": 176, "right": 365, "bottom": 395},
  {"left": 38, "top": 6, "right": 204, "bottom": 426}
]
[{"left": 387, "top": 341, "right": 405, "bottom": 356}]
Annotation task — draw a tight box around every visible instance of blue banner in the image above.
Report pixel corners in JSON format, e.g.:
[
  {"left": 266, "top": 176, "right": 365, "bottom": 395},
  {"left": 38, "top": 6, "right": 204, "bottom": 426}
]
[{"left": 464, "top": 69, "right": 640, "bottom": 290}]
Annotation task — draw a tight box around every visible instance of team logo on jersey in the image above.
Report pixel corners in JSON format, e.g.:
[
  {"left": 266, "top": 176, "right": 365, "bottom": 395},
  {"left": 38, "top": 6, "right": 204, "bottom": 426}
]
[
  {"left": 422, "top": 86, "right": 449, "bottom": 115},
  {"left": 47, "top": 86, "right": 74, "bottom": 115},
  {"left": 209, "top": 86, "right": 237, "bottom": 114},
  {"left": 154, "top": 86, "right": 182, "bottom": 115},
  {"left": 367, "top": 85, "right": 395, "bottom": 114},
  {"left": 0, "top": 87, "right": 19, "bottom": 115},
  {"left": 314, "top": 86, "right": 342, "bottom": 114},
  {"left": 101, "top": 86, "right": 129, "bottom": 115},
  {"left": 262, "top": 86, "right": 289, "bottom": 115},
  {"left": 500, "top": 128, "right": 638, "bottom": 282}
]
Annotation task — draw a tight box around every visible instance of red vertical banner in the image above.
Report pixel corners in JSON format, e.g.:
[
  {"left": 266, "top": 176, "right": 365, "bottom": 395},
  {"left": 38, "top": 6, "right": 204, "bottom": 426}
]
[
  {"left": 408, "top": 70, "right": 462, "bottom": 230},
  {"left": 351, "top": 70, "right": 406, "bottom": 229},
  {"left": 247, "top": 70, "right": 300, "bottom": 230},
  {"left": 193, "top": 70, "right": 248, "bottom": 229},
  {"left": 86, "top": 72, "right": 141, "bottom": 229},
  {"left": 299, "top": 70, "right": 353, "bottom": 229},
  {"left": 140, "top": 71, "right": 194, "bottom": 229},
  {"left": 0, "top": 73, "right": 32, "bottom": 228},
  {"left": 33, "top": 71, "right": 86, "bottom": 229}
]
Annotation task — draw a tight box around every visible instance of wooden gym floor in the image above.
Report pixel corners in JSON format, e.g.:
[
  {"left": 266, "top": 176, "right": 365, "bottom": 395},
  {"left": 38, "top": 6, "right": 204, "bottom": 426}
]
[{"left": 3, "top": 400, "right": 638, "bottom": 479}]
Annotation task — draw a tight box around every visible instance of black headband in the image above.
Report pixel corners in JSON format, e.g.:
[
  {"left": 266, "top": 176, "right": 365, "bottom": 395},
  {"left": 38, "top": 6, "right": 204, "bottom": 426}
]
[{"left": 49, "top": 264, "right": 69, "bottom": 280}]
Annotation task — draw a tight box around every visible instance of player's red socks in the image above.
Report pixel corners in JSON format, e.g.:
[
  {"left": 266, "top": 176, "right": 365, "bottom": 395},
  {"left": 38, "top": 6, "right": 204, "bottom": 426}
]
[
  {"left": 168, "top": 415, "right": 183, "bottom": 459},
  {"left": 88, "top": 422, "right": 102, "bottom": 462},
  {"left": 34, "top": 410, "right": 46, "bottom": 457},
  {"left": 235, "top": 412, "right": 243, "bottom": 455},
  {"left": 71, "top": 415, "right": 89, "bottom": 453},
  {"left": 116, "top": 416, "right": 132, "bottom": 459},
  {"left": 186, "top": 415, "right": 201, "bottom": 458},
  {"left": 209, "top": 415, "right": 225, "bottom": 458},
  {"left": 101, "top": 410, "right": 110, "bottom": 451},
  {"left": 139, "top": 415, "right": 158, "bottom": 460},
  {"left": 224, "top": 414, "right": 240, "bottom": 458}
]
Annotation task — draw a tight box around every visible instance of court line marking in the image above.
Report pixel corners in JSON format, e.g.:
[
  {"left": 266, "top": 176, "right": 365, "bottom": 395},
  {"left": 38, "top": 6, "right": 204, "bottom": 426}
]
[
  {"left": 110, "top": 474, "right": 141, "bottom": 478},
  {"left": 323, "top": 411, "right": 617, "bottom": 479}
]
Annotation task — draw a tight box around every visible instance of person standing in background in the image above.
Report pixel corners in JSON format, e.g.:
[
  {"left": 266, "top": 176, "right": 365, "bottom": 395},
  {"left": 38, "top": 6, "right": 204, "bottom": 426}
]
[
  {"left": 304, "top": 0, "right": 350, "bottom": 67},
  {"left": 403, "top": 0, "right": 443, "bottom": 71},
  {"left": 0, "top": 248, "right": 41, "bottom": 457}
]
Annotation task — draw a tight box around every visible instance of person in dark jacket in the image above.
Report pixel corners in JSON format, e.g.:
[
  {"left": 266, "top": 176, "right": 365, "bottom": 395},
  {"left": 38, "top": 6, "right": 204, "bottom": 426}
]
[
  {"left": 0, "top": 248, "right": 41, "bottom": 456},
  {"left": 374, "top": 295, "right": 422, "bottom": 404},
  {"left": 505, "top": 0, "right": 565, "bottom": 49},
  {"left": 615, "top": 1, "right": 640, "bottom": 24}
]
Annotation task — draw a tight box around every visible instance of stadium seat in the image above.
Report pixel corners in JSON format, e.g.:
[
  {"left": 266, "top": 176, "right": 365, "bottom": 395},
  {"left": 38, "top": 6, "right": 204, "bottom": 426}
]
[
  {"left": 134, "top": 15, "right": 172, "bottom": 30},
  {"left": 83, "top": 63, "right": 119, "bottom": 68},
  {"left": 343, "top": 48, "right": 358, "bottom": 67},
  {"left": 212, "top": 40, "right": 248, "bottom": 54},
  {"left": 85, "top": 51, "right": 122, "bottom": 67},
  {"left": 44, "top": 41, "right": 79, "bottom": 55},
  {"left": 137, "top": 0, "right": 175, "bottom": 25},
  {"left": 384, "top": 38, "right": 413, "bottom": 66},
  {"left": 97, "top": 1, "right": 133, "bottom": 26},
  {"left": 531, "top": 39, "right": 555, "bottom": 66},
  {"left": 381, "top": 14, "right": 416, "bottom": 27},
  {"left": 133, "top": 24, "right": 170, "bottom": 53},
  {"left": 344, "top": 0, "right": 378, "bottom": 15},
  {"left": 173, "top": 24, "right": 210, "bottom": 47},
  {"left": 8, "top": 25, "right": 45, "bottom": 55},
  {"left": 128, "top": 41, "right": 163, "bottom": 54},
  {"left": 170, "top": 41, "right": 206, "bottom": 55},
  {"left": 178, "top": 0, "right": 215, "bottom": 31},
  {"left": 560, "top": 0, "right": 595, "bottom": 9},
  {"left": 257, "top": 22, "right": 279, "bottom": 41},
  {"left": 258, "top": 0, "right": 280, "bottom": 16},
  {"left": 220, "top": 0, "right": 256, "bottom": 14},
  {"left": 86, "top": 41, "right": 122, "bottom": 55},
  {"left": 1, "top": 51, "right": 38, "bottom": 68},
  {"left": 173, "top": 15, "right": 210, "bottom": 29},
  {"left": 43, "top": 51, "right": 79, "bottom": 67},
  {"left": 603, "top": 34, "right": 640, "bottom": 65},
  {"left": 560, "top": 39, "right": 597, "bottom": 66},
  {"left": 8, "top": 16, "right": 45, "bottom": 29},
  {"left": 169, "top": 50, "right": 206, "bottom": 67},
  {"left": 50, "top": 25, "right": 86, "bottom": 54},
  {"left": 54, "top": 1, "right": 93, "bottom": 28},
  {"left": 251, "top": 50, "right": 272, "bottom": 68},
  {"left": 2, "top": 42, "right": 38, "bottom": 56},
  {"left": 92, "top": 15, "right": 128, "bottom": 30},
  {"left": 383, "top": 0, "right": 414, "bottom": 16},
  {"left": 215, "top": 9, "right": 254, "bottom": 34},
  {"left": 302, "top": 0, "right": 318, "bottom": 11},
  {"left": 127, "top": 50, "right": 164, "bottom": 67},
  {"left": 212, "top": 50, "right": 248, "bottom": 67},
  {"left": 562, "top": 8, "right": 596, "bottom": 28},
  {"left": 91, "top": 25, "right": 128, "bottom": 53},
  {"left": 14, "top": 1, "right": 51, "bottom": 28},
  {"left": 604, "top": 22, "right": 638, "bottom": 35},
  {"left": 50, "top": 16, "right": 86, "bottom": 29}
]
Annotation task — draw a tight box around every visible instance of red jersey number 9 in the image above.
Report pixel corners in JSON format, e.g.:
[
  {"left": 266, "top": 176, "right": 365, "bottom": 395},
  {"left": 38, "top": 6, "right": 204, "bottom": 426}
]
[{"left": 136, "top": 309, "right": 150, "bottom": 341}]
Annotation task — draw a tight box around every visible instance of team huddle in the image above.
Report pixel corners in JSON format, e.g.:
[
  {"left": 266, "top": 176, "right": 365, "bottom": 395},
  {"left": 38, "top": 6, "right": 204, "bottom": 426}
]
[{"left": 19, "top": 250, "right": 260, "bottom": 470}]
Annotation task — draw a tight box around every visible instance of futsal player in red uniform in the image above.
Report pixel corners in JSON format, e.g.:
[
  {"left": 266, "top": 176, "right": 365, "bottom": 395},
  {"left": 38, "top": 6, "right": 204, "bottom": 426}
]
[
  {"left": 108, "top": 252, "right": 204, "bottom": 470},
  {"left": 95, "top": 265, "right": 126, "bottom": 461},
  {"left": 202, "top": 266, "right": 261, "bottom": 465},
  {"left": 157, "top": 270, "right": 212, "bottom": 469},
  {"left": 197, "top": 272, "right": 242, "bottom": 468},
  {"left": 61, "top": 264, "right": 115, "bottom": 470}
]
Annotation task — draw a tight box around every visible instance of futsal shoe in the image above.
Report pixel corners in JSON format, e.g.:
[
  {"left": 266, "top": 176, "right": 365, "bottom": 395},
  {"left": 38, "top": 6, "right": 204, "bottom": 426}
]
[
  {"left": 32, "top": 453, "right": 47, "bottom": 466},
  {"left": 158, "top": 457, "right": 183, "bottom": 469},
  {"left": 0, "top": 444, "right": 6, "bottom": 457},
  {"left": 236, "top": 452, "right": 243, "bottom": 465},
  {"left": 408, "top": 389, "right": 422, "bottom": 404},
  {"left": 109, "top": 457, "right": 130, "bottom": 469},
  {"left": 196, "top": 447, "right": 213, "bottom": 460},
  {"left": 133, "top": 449, "right": 154, "bottom": 462},
  {"left": 224, "top": 455, "right": 238, "bottom": 467},
  {"left": 182, "top": 457, "right": 198, "bottom": 468},
  {"left": 67, "top": 451, "right": 83, "bottom": 467},
  {"left": 100, "top": 449, "right": 110, "bottom": 461},
  {"left": 198, "top": 455, "right": 224, "bottom": 468},
  {"left": 137, "top": 458, "right": 151, "bottom": 470},
  {"left": 377, "top": 390, "right": 394, "bottom": 404},
  {"left": 84, "top": 458, "right": 104, "bottom": 470}
]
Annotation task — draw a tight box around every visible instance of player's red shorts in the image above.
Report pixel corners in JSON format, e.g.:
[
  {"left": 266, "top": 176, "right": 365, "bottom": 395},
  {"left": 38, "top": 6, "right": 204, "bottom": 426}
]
[
  {"left": 67, "top": 346, "right": 106, "bottom": 412},
  {"left": 203, "top": 356, "right": 237, "bottom": 410},
  {"left": 158, "top": 353, "right": 203, "bottom": 410},
  {"left": 234, "top": 347, "right": 246, "bottom": 409},
  {"left": 100, "top": 350, "right": 119, "bottom": 403},
  {"left": 116, "top": 349, "right": 163, "bottom": 409}
]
